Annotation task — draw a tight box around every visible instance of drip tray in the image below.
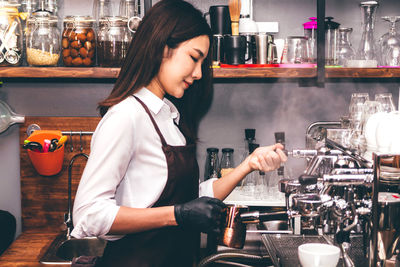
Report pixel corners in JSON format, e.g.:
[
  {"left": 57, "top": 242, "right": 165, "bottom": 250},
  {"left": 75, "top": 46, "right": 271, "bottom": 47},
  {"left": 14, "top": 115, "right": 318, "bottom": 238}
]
[{"left": 261, "top": 234, "right": 368, "bottom": 267}]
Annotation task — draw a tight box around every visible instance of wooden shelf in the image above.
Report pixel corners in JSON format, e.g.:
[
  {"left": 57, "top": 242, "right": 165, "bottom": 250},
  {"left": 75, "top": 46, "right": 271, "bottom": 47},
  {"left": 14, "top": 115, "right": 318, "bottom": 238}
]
[
  {"left": 213, "top": 67, "right": 316, "bottom": 78},
  {"left": 1, "top": 66, "right": 400, "bottom": 79},
  {"left": 0, "top": 67, "right": 121, "bottom": 78},
  {"left": 326, "top": 68, "right": 400, "bottom": 78}
]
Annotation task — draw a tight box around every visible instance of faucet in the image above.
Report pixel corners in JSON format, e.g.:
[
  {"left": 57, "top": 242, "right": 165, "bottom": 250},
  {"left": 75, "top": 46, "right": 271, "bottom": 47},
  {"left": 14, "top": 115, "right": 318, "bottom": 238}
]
[{"left": 65, "top": 153, "right": 88, "bottom": 239}]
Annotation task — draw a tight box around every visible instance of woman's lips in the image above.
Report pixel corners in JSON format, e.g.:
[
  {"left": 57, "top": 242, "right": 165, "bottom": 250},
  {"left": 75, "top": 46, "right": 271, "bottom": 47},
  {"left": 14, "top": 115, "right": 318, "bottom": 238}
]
[{"left": 183, "top": 81, "right": 191, "bottom": 88}]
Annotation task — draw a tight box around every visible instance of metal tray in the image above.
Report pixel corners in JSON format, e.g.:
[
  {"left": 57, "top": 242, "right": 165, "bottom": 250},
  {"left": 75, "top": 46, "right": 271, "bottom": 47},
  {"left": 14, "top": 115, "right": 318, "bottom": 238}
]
[{"left": 261, "top": 234, "right": 368, "bottom": 267}]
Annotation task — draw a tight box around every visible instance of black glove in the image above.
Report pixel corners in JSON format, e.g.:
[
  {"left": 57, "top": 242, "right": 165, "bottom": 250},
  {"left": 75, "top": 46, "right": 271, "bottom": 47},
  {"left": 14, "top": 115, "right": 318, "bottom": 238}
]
[{"left": 174, "top": 196, "right": 226, "bottom": 235}]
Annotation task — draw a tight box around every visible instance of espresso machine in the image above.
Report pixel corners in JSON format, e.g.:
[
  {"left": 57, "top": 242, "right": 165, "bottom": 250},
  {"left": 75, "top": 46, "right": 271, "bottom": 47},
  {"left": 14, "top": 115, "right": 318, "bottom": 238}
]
[
  {"left": 370, "top": 154, "right": 400, "bottom": 267},
  {"left": 264, "top": 124, "right": 400, "bottom": 267},
  {"left": 201, "top": 122, "right": 400, "bottom": 267}
]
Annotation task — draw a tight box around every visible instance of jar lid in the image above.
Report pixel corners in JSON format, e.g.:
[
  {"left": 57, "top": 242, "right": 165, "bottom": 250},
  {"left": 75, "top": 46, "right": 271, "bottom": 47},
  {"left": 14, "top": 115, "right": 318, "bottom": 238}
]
[
  {"left": 303, "top": 17, "right": 317, "bottom": 29},
  {"left": 245, "top": 128, "right": 255, "bottom": 140},
  {"left": 222, "top": 148, "right": 234, "bottom": 153},
  {"left": 63, "top": 15, "right": 95, "bottom": 26},
  {"left": 339, "top": 27, "right": 353, "bottom": 32},
  {"left": 99, "top": 16, "right": 128, "bottom": 27},
  {"left": 0, "top": 6, "right": 19, "bottom": 15},
  {"left": 325, "top": 17, "right": 340, "bottom": 29},
  {"left": 206, "top": 147, "right": 219, "bottom": 153},
  {"left": 287, "top": 36, "right": 307, "bottom": 40},
  {"left": 27, "top": 12, "right": 58, "bottom": 24},
  {"left": 360, "top": 1, "right": 378, "bottom": 6},
  {"left": 0, "top": 0, "right": 20, "bottom": 8}
]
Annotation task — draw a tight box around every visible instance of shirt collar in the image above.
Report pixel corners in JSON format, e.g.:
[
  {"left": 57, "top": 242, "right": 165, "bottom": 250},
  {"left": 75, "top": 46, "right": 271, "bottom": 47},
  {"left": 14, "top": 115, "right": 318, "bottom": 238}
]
[{"left": 134, "top": 88, "right": 181, "bottom": 124}]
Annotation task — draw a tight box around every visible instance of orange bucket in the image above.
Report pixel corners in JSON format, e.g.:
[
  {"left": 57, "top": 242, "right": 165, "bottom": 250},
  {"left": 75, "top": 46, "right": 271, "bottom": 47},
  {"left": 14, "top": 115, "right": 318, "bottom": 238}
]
[{"left": 26, "top": 130, "right": 65, "bottom": 176}]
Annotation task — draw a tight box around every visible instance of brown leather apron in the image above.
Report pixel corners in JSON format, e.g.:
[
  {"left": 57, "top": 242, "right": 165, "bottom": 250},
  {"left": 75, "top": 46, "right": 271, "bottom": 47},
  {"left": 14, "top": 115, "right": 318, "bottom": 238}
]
[{"left": 99, "top": 96, "right": 199, "bottom": 267}]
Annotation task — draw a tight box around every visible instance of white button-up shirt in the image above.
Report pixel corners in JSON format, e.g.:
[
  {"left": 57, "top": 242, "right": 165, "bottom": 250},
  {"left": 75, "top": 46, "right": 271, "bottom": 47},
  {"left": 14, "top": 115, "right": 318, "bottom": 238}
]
[{"left": 71, "top": 88, "right": 217, "bottom": 240}]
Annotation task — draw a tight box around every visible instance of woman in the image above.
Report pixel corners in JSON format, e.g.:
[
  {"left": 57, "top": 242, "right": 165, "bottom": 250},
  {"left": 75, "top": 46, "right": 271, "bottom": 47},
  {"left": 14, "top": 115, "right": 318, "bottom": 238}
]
[{"left": 71, "top": 0, "right": 287, "bottom": 266}]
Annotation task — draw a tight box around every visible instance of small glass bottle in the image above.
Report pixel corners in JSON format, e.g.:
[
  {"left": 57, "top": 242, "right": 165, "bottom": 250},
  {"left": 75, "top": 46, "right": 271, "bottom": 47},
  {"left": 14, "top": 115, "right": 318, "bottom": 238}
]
[
  {"left": 220, "top": 148, "right": 234, "bottom": 177},
  {"left": 204, "top": 147, "right": 219, "bottom": 180}
]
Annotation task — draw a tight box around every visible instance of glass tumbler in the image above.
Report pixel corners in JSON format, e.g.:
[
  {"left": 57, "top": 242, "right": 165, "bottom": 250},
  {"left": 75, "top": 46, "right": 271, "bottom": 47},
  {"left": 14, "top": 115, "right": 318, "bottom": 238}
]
[
  {"left": 282, "top": 36, "right": 309, "bottom": 64},
  {"left": 349, "top": 92, "right": 370, "bottom": 131},
  {"left": 375, "top": 93, "right": 395, "bottom": 113}
]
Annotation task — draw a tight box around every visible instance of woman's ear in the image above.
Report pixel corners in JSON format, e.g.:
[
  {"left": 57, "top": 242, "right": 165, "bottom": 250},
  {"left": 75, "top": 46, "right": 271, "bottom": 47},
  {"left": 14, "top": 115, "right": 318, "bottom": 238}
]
[{"left": 163, "top": 46, "right": 174, "bottom": 58}]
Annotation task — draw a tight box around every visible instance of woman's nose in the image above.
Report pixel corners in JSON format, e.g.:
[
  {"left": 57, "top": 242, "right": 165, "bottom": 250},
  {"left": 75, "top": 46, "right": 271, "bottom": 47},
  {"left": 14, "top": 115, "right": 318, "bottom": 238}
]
[{"left": 192, "top": 63, "right": 202, "bottom": 80}]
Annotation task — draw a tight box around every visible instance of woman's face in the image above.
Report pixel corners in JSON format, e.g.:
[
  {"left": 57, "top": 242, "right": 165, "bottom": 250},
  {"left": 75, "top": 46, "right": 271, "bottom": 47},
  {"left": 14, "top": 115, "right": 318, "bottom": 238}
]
[{"left": 147, "top": 35, "right": 210, "bottom": 99}]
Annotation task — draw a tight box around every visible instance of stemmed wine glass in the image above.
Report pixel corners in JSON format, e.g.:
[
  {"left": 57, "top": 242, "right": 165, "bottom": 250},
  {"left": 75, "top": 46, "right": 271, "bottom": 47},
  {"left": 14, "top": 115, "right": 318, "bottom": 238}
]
[{"left": 379, "top": 16, "right": 400, "bottom": 66}]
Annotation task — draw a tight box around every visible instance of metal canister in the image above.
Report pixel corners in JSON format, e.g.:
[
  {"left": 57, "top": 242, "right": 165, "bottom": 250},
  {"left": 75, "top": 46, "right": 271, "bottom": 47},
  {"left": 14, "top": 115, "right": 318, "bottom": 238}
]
[
  {"left": 212, "top": 34, "right": 224, "bottom": 66},
  {"left": 220, "top": 204, "right": 249, "bottom": 249}
]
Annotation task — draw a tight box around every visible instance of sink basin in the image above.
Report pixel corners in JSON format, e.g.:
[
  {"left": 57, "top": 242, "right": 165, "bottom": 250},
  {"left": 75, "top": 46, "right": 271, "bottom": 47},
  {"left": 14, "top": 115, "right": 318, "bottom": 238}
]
[{"left": 40, "top": 232, "right": 107, "bottom": 264}]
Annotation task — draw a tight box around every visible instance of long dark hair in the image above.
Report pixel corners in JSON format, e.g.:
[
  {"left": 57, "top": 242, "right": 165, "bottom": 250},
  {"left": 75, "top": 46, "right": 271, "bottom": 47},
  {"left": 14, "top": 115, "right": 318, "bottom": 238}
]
[{"left": 98, "top": 0, "right": 213, "bottom": 142}]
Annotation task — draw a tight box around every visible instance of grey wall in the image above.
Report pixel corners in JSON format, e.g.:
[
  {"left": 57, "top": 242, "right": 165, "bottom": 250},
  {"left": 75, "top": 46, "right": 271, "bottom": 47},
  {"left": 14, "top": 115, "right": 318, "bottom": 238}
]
[{"left": 0, "top": 0, "right": 399, "bottom": 239}]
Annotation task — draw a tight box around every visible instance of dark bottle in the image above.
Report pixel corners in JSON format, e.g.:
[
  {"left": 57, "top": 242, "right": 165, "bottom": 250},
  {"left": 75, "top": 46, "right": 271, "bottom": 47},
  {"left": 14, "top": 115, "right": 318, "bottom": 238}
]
[{"left": 241, "top": 128, "right": 256, "bottom": 165}]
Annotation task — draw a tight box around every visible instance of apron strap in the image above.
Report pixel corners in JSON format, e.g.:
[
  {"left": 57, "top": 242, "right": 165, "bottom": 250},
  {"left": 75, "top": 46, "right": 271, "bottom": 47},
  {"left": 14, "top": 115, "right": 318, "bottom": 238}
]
[{"left": 133, "top": 95, "right": 168, "bottom": 147}]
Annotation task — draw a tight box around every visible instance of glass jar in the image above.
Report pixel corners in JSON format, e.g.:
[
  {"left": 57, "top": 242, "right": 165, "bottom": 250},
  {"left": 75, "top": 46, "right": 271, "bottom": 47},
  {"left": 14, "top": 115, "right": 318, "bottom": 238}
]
[
  {"left": 0, "top": 4, "right": 24, "bottom": 66},
  {"left": 62, "top": 16, "right": 96, "bottom": 67},
  {"left": 97, "top": 16, "right": 132, "bottom": 67},
  {"left": 119, "top": 0, "right": 141, "bottom": 33},
  {"left": 220, "top": 148, "right": 234, "bottom": 177},
  {"left": 204, "top": 147, "right": 219, "bottom": 180},
  {"left": 358, "top": 1, "right": 379, "bottom": 61},
  {"left": 337, "top": 27, "right": 355, "bottom": 67},
  {"left": 325, "top": 17, "right": 340, "bottom": 66},
  {"left": 303, "top": 17, "right": 317, "bottom": 63},
  {"left": 26, "top": 13, "right": 60, "bottom": 66}
]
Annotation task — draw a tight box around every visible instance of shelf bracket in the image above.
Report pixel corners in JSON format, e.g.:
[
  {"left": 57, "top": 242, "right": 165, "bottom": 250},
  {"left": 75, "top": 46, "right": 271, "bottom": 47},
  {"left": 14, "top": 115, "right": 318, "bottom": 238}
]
[
  {"left": 317, "top": 0, "right": 326, "bottom": 87},
  {"left": 144, "top": 0, "right": 152, "bottom": 15}
]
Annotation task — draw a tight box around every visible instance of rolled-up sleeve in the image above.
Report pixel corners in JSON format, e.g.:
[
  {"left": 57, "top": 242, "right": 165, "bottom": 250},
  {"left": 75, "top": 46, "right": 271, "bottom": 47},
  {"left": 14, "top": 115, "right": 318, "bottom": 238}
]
[
  {"left": 199, "top": 178, "right": 217, "bottom": 197},
  {"left": 71, "top": 106, "right": 136, "bottom": 240}
]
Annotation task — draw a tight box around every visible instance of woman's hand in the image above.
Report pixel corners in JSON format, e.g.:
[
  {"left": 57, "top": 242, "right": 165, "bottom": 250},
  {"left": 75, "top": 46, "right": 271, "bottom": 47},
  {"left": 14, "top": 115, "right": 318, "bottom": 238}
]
[
  {"left": 174, "top": 197, "right": 226, "bottom": 235},
  {"left": 246, "top": 143, "right": 287, "bottom": 172}
]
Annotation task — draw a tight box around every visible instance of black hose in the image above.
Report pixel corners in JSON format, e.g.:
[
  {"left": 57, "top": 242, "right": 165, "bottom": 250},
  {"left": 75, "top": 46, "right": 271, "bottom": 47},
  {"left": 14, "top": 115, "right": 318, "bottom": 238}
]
[
  {"left": 66, "top": 153, "right": 89, "bottom": 237},
  {"left": 197, "top": 251, "right": 266, "bottom": 267}
]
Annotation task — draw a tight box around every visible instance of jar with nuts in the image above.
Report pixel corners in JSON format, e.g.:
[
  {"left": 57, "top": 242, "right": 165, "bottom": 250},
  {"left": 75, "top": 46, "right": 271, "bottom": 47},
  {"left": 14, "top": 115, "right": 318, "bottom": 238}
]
[
  {"left": 26, "top": 12, "right": 60, "bottom": 66},
  {"left": 62, "top": 16, "right": 96, "bottom": 67}
]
